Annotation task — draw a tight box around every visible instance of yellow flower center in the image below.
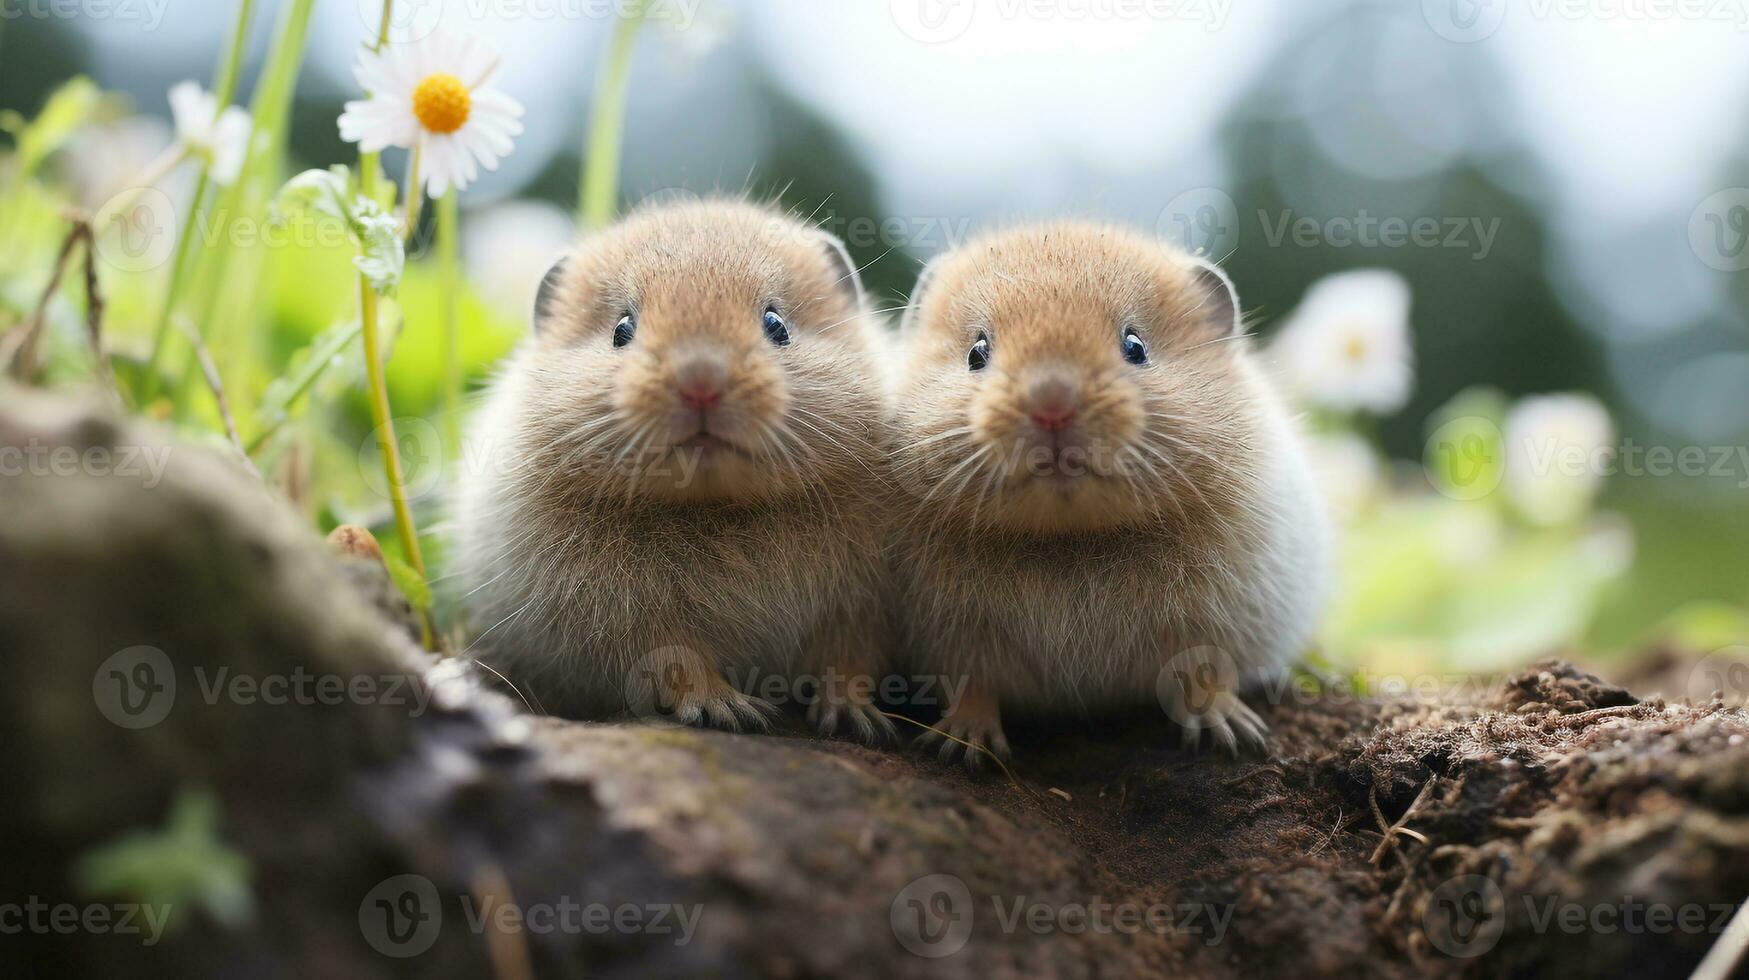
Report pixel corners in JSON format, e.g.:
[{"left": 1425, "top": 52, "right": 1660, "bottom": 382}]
[
  {"left": 411, "top": 73, "right": 471, "bottom": 134},
  {"left": 1343, "top": 333, "right": 1368, "bottom": 363}
]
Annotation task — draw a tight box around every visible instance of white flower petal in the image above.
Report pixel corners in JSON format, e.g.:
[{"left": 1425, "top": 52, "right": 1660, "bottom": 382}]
[
  {"left": 1270, "top": 268, "right": 1414, "bottom": 415},
  {"left": 167, "top": 80, "right": 210, "bottom": 142},
  {"left": 207, "top": 106, "right": 252, "bottom": 185}
]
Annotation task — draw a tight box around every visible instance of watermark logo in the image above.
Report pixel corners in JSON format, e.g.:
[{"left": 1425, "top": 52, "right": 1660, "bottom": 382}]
[
  {"left": 92, "top": 645, "right": 176, "bottom": 729},
  {"left": 1687, "top": 646, "right": 1749, "bottom": 705},
  {"left": 359, "top": 874, "right": 443, "bottom": 958},
  {"left": 92, "top": 186, "right": 176, "bottom": 273},
  {"left": 1424, "top": 415, "right": 1506, "bottom": 501},
  {"left": 622, "top": 646, "right": 712, "bottom": 727},
  {"left": 891, "top": 874, "right": 974, "bottom": 958},
  {"left": 1689, "top": 189, "right": 1749, "bottom": 272},
  {"left": 0, "top": 898, "right": 173, "bottom": 946},
  {"left": 890, "top": 0, "right": 977, "bottom": 43},
  {"left": 0, "top": 0, "right": 170, "bottom": 30},
  {"left": 1156, "top": 645, "right": 1239, "bottom": 732},
  {"left": 1423, "top": 875, "right": 1507, "bottom": 957},
  {"left": 1422, "top": 0, "right": 1510, "bottom": 42},
  {"left": 358, "top": 0, "right": 443, "bottom": 42},
  {"left": 1158, "top": 187, "right": 1240, "bottom": 259},
  {"left": 359, "top": 417, "right": 446, "bottom": 503},
  {"left": 92, "top": 649, "right": 441, "bottom": 730}
]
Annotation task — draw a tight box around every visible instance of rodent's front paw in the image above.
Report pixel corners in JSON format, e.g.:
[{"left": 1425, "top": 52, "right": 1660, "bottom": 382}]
[
  {"left": 809, "top": 697, "right": 897, "bottom": 746},
  {"left": 671, "top": 687, "right": 782, "bottom": 733},
  {"left": 1175, "top": 691, "right": 1270, "bottom": 757},
  {"left": 912, "top": 706, "right": 1011, "bottom": 771}
]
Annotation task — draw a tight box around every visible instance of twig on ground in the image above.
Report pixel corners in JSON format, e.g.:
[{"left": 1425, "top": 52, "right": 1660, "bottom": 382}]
[
  {"left": 1690, "top": 897, "right": 1749, "bottom": 980},
  {"left": 1369, "top": 776, "right": 1438, "bottom": 866},
  {"left": 175, "top": 316, "right": 258, "bottom": 479},
  {"left": 878, "top": 711, "right": 1035, "bottom": 795},
  {"left": 75, "top": 219, "right": 119, "bottom": 407},
  {"left": 470, "top": 864, "right": 533, "bottom": 980},
  {"left": 4, "top": 217, "right": 88, "bottom": 382}
]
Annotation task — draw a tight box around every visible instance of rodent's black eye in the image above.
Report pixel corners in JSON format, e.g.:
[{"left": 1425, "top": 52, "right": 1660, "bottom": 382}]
[
  {"left": 1121, "top": 328, "right": 1148, "bottom": 365},
  {"left": 612, "top": 313, "right": 636, "bottom": 348},
  {"left": 967, "top": 333, "right": 990, "bottom": 372},
  {"left": 762, "top": 308, "right": 791, "bottom": 347}
]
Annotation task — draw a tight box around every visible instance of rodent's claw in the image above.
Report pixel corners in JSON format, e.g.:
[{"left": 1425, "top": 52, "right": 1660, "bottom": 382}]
[
  {"left": 912, "top": 713, "right": 1011, "bottom": 771},
  {"left": 1178, "top": 692, "right": 1270, "bottom": 757},
  {"left": 809, "top": 699, "right": 897, "bottom": 746},
  {"left": 687, "top": 689, "right": 781, "bottom": 733}
]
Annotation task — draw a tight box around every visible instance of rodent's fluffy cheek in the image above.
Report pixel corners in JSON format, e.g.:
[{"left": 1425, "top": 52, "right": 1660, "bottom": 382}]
[
  {"left": 608, "top": 349, "right": 683, "bottom": 434},
  {"left": 965, "top": 374, "right": 1033, "bottom": 468},
  {"left": 1079, "top": 374, "right": 1147, "bottom": 453},
  {"left": 714, "top": 353, "right": 787, "bottom": 445}
]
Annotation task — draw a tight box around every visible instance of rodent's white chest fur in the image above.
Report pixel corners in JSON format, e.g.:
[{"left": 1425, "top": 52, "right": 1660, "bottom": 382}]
[
  {"left": 894, "top": 374, "right": 1329, "bottom": 716},
  {"left": 454, "top": 350, "right": 883, "bottom": 715}
]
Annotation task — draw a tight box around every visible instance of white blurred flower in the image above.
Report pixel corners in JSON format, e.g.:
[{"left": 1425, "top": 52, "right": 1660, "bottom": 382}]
[
  {"left": 1270, "top": 269, "right": 1414, "bottom": 416},
  {"left": 168, "top": 81, "right": 251, "bottom": 185},
  {"left": 338, "top": 31, "right": 524, "bottom": 198},
  {"left": 463, "top": 199, "right": 575, "bottom": 318},
  {"left": 1307, "top": 431, "right": 1381, "bottom": 522},
  {"left": 1504, "top": 394, "right": 1615, "bottom": 526}
]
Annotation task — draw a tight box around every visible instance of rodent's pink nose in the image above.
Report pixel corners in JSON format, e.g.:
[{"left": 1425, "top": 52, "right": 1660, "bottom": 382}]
[
  {"left": 674, "top": 355, "right": 727, "bottom": 411},
  {"left": 679, "top": 383, "right": 722, "bottom": 411},
  {"left": 1027, "top": 376, "right": 1078, "bottom": 433},
  {"left": 1030, "top": 406, "right": 1076, "bottom": 433}
]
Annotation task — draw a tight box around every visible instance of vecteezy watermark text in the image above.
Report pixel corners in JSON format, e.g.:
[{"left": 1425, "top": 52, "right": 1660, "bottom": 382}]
[
  {"left": 890, "top": 874, "right": 1233, "bottom": 958},
  {"left": 358, "top": 874, "right": 702, "bottom": 958},
  {"left": 0, "top": 898, "right": 172, "bottom": 946},
  {"left": 0, "top": 0, "right": 169, "bottom": 30},
  {"left": 93, "top": 646, "right": 444, "bottom": 730},
  {"left": 0, "top": 439, "right": 171, "bottom": 488}
]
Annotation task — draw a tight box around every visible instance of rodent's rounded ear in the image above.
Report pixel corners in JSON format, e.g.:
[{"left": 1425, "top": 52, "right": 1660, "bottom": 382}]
[
  {"left": 1183, "top": 255, "right": 1244, "bottom": 339},
  {"left": 899, "top": 253, "right": 946, "bottom": 336},
  {"left": 814, "top": 230, "right": 867, "bottom": 312},
  {"left": 531, "top": 254, "right": 568, "bottom": 333}
]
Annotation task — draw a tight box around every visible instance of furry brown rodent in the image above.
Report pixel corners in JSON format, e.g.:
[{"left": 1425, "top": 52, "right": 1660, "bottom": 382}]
[
  {"left": 454, "top": 199, "right": 895, "bottom": 743},
  {"left": 890, "top": 222, "right": 1330, "bottom": 765}
]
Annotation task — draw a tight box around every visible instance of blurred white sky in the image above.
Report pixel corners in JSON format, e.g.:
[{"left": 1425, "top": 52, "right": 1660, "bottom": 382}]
[
  {"left": 66, "top": 0, "right": 1749, "bottom": 439},
  {"left": 72, "top": 0, "right": 1749, "bottom": 222}
]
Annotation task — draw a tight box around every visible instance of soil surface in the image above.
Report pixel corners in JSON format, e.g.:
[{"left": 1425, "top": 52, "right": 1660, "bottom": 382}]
[{"left": 4, "top": 390, "right": 1747, "bottom": 979}]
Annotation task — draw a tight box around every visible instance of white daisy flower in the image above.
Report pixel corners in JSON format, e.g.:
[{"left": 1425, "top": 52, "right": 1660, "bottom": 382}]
[
  {"left": 338, "top": 31, "right": 525, "bottom": 198},
  {"left": 1270, "top": 269, "right": 1415, "bottom": 416},
  {"left": 168, "top": 81, "right": 251, "bottom": 185},
  {"left": 1503, "top": 394, "right": 1615, "bottom": 526}
]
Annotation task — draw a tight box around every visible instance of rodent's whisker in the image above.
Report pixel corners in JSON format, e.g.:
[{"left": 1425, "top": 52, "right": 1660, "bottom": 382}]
[{"left": 886, "top": 426, "right": 974, "bottom": 459}]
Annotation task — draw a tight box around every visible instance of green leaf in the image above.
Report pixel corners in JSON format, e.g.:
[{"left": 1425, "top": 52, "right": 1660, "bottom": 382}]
[
  {"left": 272, "top": 168, "right": 403, "bottom": 295},
  {"left": 3, "top": 76, "right": 105, "bottom": 177},
  {"left": 250, "top": 317, "right": 364, "bottom": 452},
  {"left": 384, "top": 553, "right": 432, "bottom": 611},
  {"left": 350, "top": 197, "right": 404, "bottom": 295},
  {"left": 272, "top": 165, "right": 351, "bottom": 224},
  {"left": 75, "top": 786, "right": 254, "bottom": 934}
]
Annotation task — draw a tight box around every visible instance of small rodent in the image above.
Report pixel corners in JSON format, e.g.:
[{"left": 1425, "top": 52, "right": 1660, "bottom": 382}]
[
  {"left": 455, "top": 198, "right": 895, "bottom": 743},
  {"left": 890, "top": 222, "right": 1330, "bottom": 765}
]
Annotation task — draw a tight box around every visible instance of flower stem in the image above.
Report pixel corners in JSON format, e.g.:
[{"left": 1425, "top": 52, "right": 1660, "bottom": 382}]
[
  {"left": 579, "top": 1, "right": 648, "bottom": 229},
  {"left": 139, "top": 0, "right": 256, "bottom": 406},
  {"left": 354, "top": 0, "right": 435, "bottom": 650},
  {"left": 139, "top": 170, "right": 211, "bottom": 405},
  {"left": 436, "top": 190, "right": 461, "bottom": 460},
  {"left": 173, "top": 0, "right": 314, "bottom": 413}
]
